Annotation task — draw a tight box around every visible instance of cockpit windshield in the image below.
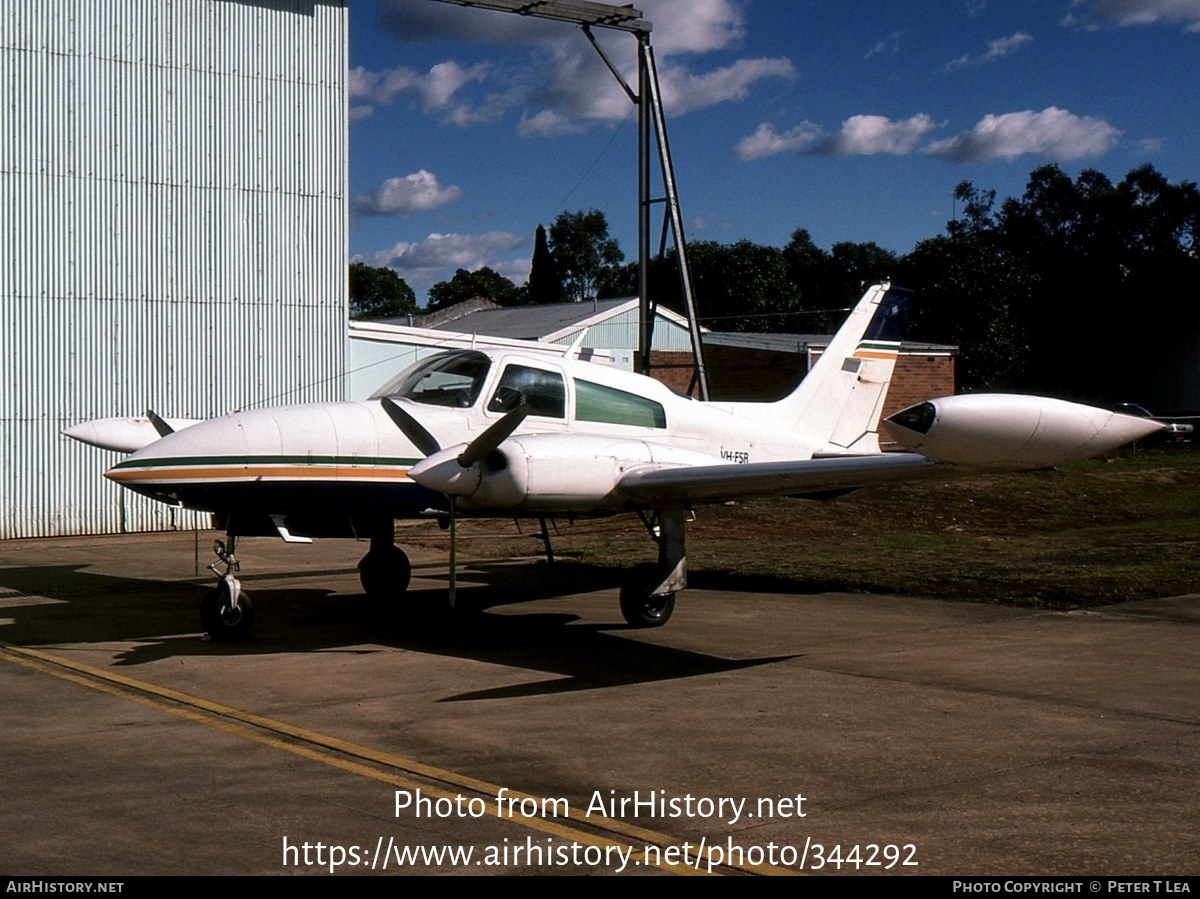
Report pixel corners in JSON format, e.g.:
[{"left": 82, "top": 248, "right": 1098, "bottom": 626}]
[{"left": 369, "top": 351, "right": 492, "bottom": 408}]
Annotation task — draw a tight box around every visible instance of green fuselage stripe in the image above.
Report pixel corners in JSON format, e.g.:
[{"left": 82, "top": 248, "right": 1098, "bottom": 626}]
[{"left": 112, "top": 454, "right": 423, "bottom": 471}]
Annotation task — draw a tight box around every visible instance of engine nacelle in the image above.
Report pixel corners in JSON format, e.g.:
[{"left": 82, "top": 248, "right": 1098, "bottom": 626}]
[
  {"left": 468, "top": 440, "right": 624, "bottom": 511},
  {"left": 408, "top": 434, "right": 722, "bottom": 513},
  {"left": 883, "top": 394, "right": 1163, "bottom": 467}
]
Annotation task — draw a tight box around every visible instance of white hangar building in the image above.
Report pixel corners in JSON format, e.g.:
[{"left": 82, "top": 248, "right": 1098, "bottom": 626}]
[{"left": 1, "top": 1, "right": 348, "bottom": 538}]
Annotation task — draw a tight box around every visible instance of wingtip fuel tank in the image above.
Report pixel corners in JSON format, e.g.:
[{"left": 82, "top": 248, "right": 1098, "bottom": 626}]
[
  {"left": 62, "top": 416, "right": 202, "bottom": 454},
  {"left": 882, "top": 394, "right": 1164, "bottom": 467}
]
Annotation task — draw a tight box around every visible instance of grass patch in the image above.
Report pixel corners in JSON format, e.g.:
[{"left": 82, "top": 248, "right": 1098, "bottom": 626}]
[{"left": 402, "top": 447, "right": 1200, "bottom": 608}]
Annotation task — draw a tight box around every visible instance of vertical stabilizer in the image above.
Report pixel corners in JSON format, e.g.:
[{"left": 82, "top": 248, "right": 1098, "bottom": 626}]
[{"left": 768, "top": 283, "right": 911, "bottom": 454}]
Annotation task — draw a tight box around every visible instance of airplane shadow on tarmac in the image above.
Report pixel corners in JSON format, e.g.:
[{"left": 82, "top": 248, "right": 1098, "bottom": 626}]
[{"left": 0, "top": 560, "right": 796, "bottom": 701}]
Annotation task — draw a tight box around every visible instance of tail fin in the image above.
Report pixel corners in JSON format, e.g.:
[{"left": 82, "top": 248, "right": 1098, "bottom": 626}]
[{"left": 763, "top": 283, "right": 911, "bottom": 454}]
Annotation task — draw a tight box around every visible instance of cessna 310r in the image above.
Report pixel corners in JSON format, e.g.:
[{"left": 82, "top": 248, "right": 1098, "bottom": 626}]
[{"left": 66, "top": 284, "right": 1161, "bottom": 638}]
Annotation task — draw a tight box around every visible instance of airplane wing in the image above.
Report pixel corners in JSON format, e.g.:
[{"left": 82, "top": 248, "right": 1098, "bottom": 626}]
[{"left": 616, "top": 452, "right": 938, "bottom": 506}]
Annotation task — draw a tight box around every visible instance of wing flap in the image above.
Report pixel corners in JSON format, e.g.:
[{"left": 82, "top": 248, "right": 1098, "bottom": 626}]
[{"left": 617, "top": 452, "right": 938, "bottom": 506}]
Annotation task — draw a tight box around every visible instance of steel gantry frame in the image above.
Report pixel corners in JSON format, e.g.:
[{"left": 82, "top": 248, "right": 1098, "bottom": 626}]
[{"left": 431, "top": 0, "right": 710, "bottom": 398}]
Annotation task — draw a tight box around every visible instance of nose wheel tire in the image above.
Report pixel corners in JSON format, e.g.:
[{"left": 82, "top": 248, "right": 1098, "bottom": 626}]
[{"left": 201, "top": 587, "right": 255, "bottom": 640}]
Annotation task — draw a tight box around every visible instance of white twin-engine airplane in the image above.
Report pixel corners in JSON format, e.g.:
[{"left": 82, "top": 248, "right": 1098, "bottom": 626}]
[{"left": 66, "top": 284, "right": 1161, "bottom": 638}]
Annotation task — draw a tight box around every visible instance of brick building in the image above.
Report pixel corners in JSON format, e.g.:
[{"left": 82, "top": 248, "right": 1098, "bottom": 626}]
[{"left": 701, "top": 333, "right": 957, "bottom": 415}]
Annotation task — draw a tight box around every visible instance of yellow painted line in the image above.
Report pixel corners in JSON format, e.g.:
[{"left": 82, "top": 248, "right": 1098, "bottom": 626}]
[
  {"left": 107, "top": 466, "right": 412, "bottom": 483},
  {"left": 0, "top": 643, "right": 798, "bottom": 876}
]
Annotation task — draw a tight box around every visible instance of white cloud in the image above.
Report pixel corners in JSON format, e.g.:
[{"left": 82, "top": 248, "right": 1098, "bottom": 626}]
[
  {"left": 366, "top": 231, "right": 530, "bottom": 298},
  {"left": 520, "top": 46, "right": 632, "bottom": 126},
  {"left": 925, "top": 107, "right": 1121, "bottom": 162},
  {"left": 659, "top": 57, "right": 797, "bottom": 115},
  {"left": 817, "top": 114, "right": 939, "bottom": 156},
  {"left": 734, "top": 122, "right": 823, "bottom": 161},
  {"left": 375, "top": 1, "right": 564, "bottom": 45},
  {"left": 517, "top": 109, "right": 588, "bottom": 138},
  {"left": 738, "top": 108, "right": 1122, "bottom": 164},
  {"left": 492, "top": 256, "right": 533, "bottom": 287},
  {"left": 517, "top": 43, "right": 793, "bottom": 130},
  {"left": 865, "top": 31, "right": 905, "bottom": 59},
  {"left": 944, "top": 32, "right": 1033, "bottom": 70},
  {"left": 347, "top": 66, "right": 378, "bottom": 99},
  {"left": 642, "top": 0, "right": 747, "bottom": 56},
  {"left": 368, "top": 231, "right": 529, "bottom": 279},
  {"left": 1066, "top": 0, "right": 1200, "bottom": 30},
  {"left": 985, "top": 31, "right": 1034, "bottom": 58},
  {"left": 375, "top": 0, "right": 746, "bottom": 56},
  {"left": 353, "top": 171, "right": 464, "bottom": 217},
  {"left": 738, "top": 114, "right": 938, "bottom": 160},
  {"left": 507, "top": 43, "right": 794, "bottom": 135},
  {"left": 369, "top": 0, "right": 794, "bottom": 135},
  {"left": 348, "top": 62, "right": 497, "bottom": 125}
]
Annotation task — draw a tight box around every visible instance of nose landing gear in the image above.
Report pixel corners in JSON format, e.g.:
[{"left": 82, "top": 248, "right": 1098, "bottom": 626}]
[{"left": 201, "top": 538, "right": 255, "bottom": 640}]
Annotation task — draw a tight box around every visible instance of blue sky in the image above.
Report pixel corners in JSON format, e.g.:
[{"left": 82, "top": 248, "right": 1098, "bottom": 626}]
[{"left": 348, "top": 0, "right": 1200, "bottom": 304}]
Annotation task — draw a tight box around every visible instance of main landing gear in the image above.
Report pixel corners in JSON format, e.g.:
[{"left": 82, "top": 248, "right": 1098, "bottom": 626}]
[
  {"left": 201, "top": 538, "right": 255, "bottom": 640},
  {"left": 619, "top": 508, "right": 688, "bottom": 628}
]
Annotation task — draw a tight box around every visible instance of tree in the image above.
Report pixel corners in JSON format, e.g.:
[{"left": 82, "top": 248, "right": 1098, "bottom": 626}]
[
  {"left": 782, "top": 228, "right": 835, "bottom": 329},
  {"left": 547, "top": 209, "right": 625, "bottom": 302},
  {"left": 783, "top": 230, "right": 900, "bottom": 333},
  {"left": 348, "top": 262, "right": 417, "bottom": 320},
  {"left": 898, "top": 230, "right": 1034, "bottom": 391},
  {"left": 982, "top": 164, "right": 1200, "bottom": 400},
  {"left": 829, "top": 241, "right": 899, "bottom": 291},
  {"left": 426, "top": 267, "right": 524, "bottom": 311},
  {"left": 527, "top": 225, "right": 564, "bottom": 305},
  {"left": 893, "top": 164, "right": 1200, "bottom": 399},
  {"left": 946, "top": 181, "right": 998, "bottom": 238},
  {"left": 687, "top": 240, "right": 800, "bottom": 333}
]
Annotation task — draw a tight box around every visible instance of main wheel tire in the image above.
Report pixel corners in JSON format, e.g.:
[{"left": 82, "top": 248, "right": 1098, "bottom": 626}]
[
  {"left": 358, "top": 545, "right": 412, "bottom": 599},
  {"left": 619, "top": 566, "right": 676, "bottom": 628},
  {"left": 201, "top": 587, "right": 255, "bottom": 640}
]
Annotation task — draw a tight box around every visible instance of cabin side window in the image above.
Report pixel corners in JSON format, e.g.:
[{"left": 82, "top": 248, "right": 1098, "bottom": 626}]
[
  {"left": 574, "top": 379, "right": 667, "bottom": 429},
  {"left": 488, "top": 364, "right": 566, "bottom": 419},
  {"left": 372, "top": 350, "right": 491, "bottom": 408}
]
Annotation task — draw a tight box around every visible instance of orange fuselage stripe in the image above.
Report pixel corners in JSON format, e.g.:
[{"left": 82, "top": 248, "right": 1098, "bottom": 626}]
[{"left": 107, "top": 466, "right": 413, "bottom": 483}]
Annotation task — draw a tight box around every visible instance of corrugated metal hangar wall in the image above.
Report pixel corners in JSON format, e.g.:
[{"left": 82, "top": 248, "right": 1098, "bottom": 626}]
[{"left": 0, "top": 0, "right": 348, "bottom": 538}]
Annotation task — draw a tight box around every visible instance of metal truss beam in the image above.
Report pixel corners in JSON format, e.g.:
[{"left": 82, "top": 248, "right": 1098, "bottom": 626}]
[
  {"left": 434, "top": 0, "right": 651, "bottom": 33},
  {"left": 427, "top": 0, "right": 709, "bottom": 398}
]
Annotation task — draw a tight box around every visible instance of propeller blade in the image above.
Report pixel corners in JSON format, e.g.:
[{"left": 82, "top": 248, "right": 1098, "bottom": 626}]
[
  {"left": 380, "top": 397, "right": 442, "bottom": 456},
  {"left": 458, "top": 401, "right": 529, "bottom": 467},
  {"left": 146, "top": 409, "right": 174, "bottom": 437}
]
